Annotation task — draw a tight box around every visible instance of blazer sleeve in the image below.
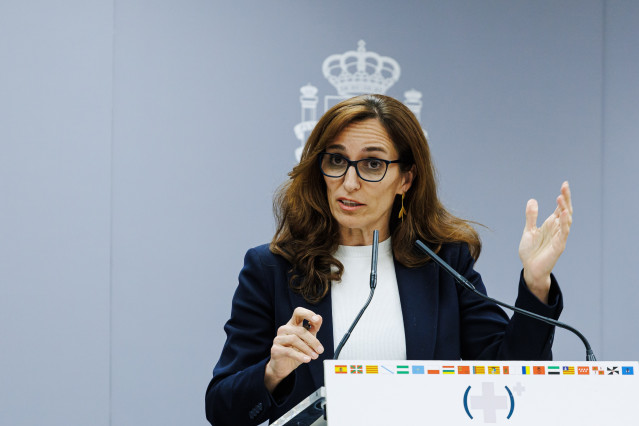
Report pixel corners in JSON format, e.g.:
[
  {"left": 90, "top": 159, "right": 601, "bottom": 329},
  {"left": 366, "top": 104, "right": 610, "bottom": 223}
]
[
  {"left": 452, "top": 243, "right": 563, "bottom": 360},
  {"left": 205, "top": 247, "right": 296, "bottom": 426}
]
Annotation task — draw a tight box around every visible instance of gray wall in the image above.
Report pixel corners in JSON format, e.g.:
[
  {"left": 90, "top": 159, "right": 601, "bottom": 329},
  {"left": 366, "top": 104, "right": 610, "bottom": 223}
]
[{"left": 1, "top": 1, "right": 637, "bottom": 425}]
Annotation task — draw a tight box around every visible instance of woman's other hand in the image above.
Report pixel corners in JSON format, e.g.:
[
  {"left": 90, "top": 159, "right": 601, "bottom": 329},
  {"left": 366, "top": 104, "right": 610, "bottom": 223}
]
[{"left": 519, "top": 181, "right": 573, "bottom": 304}]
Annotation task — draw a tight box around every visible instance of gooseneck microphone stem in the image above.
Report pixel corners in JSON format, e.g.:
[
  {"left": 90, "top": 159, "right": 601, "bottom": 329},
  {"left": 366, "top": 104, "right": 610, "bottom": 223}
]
[
  {"left": 415, "top": 240, "right": 596, "bottom": 361},
  {"left": 334, "top": 230, "right": 379, "bottom": 360}
]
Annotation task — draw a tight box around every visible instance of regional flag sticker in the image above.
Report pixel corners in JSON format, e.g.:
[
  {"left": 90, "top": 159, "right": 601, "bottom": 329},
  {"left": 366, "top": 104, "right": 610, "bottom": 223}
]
[
  {"left": 397, "top": 365, "right": 409, "bottom": 374},
  {"left": 412, "top": 365, "right": 424, "bottom": 374},
  {"left": 578, "top": 366, "right": 590, "bottom": 375},
  {"left": 533, "top": 366, "right": 545, "bottom": 375},
  {"left": 380, "top": 365, "right": 394, "bottom": 374},
  {"left": 548, "top": 366, "right": 560, "bottom": 375},
  {"left": 622, "top": 366, "right": 634, "bottom": 375},
  {"left": 365, "top": 365, "right": 379, "bottom": 374}
]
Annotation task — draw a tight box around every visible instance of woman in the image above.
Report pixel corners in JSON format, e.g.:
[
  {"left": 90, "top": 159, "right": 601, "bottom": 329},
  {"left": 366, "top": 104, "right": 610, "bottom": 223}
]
[{"left": 205, "top": 94, "right": 571, "bottom": 425}]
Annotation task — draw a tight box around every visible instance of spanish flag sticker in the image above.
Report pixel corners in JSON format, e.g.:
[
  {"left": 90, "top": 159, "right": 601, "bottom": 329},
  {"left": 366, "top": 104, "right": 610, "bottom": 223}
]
[{"left": 335, "top": 365, "right": 347, "bottom": 374}]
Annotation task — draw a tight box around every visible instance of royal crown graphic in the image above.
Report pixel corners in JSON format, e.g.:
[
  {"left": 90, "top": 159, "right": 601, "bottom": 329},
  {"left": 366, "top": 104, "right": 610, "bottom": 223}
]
[
  {"left": 323, "top": 40, "right": 401, "bottom": 96},
  {"left": 294, "top": 40, "right": 424, "bottom": 161}
]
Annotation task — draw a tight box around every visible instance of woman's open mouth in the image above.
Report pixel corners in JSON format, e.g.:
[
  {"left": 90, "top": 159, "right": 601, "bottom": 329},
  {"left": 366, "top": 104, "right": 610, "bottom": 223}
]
[{"left": 338, "top": 198, "right": 364, "bottom": 210}]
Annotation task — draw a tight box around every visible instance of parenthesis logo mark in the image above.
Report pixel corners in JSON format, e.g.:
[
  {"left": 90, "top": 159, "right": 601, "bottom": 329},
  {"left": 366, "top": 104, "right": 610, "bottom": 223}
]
[
  {"left": 463, "top": 386, "right": 473, "bottom": 419},
  {"left": 505, "top": 385, "right": 515, "bottom": 419}
]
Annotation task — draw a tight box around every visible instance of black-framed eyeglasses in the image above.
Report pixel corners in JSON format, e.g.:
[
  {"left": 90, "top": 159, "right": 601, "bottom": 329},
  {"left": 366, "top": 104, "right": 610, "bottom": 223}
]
[{"left": 318, "top": 152, "right": 402, "bottom": 182}]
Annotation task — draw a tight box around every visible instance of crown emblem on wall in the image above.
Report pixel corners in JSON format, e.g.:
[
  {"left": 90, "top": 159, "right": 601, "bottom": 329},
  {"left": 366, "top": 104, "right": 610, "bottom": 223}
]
[
  {"left": 294, "top": 40, "right": 424, "bottom": 161},
  {"left": 322, "top": 40, "right": 401, "bottom": 96}
]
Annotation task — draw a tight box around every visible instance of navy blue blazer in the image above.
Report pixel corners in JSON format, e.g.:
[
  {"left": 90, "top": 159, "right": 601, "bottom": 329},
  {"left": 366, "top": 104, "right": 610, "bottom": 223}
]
[{"left": 205, "top": 243, "right": 562, "bottom": 425}]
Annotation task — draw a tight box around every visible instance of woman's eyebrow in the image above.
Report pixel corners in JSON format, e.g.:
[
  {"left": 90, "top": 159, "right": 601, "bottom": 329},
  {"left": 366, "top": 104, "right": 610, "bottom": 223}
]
[
  {"left": 362, "top": 146, "right": 388, "bottom": 154},
  {"left": 325, "top": 143, "right": 344, "bottom": 151},
  {"left": 325, "top": 144, "right": 388, "bottom": 154}
]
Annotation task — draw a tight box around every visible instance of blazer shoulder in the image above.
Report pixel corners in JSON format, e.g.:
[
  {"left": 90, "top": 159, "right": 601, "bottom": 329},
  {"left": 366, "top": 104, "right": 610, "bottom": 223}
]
[
  {"left": 246, "top": 243, "right": 272, "bottom": 258},
  {"left": 244, "top": 243, "right": 291, "bottom": 271},
  {"left": 436, "top": 241, "right": 472, "bottom": 261}
]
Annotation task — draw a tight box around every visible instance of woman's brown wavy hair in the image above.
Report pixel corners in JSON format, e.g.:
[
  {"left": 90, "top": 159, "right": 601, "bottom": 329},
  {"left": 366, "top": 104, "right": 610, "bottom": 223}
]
[{"left": 270, "top": 94, "right": 480, "bottom": 304}]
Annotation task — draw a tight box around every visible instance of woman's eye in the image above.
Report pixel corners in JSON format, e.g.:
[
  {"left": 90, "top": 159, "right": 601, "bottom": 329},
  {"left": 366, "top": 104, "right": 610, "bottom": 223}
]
[
  {"left": 330, "top": 155, "right": 345, "bottom": 165},
  {"left": 365, "top": 159, "right": 383, "bottom": 170}
]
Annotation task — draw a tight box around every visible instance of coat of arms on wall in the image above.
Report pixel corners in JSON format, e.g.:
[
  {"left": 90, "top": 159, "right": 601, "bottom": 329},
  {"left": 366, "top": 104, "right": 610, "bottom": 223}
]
[{"left": 294, "top": 40, "right": 425, "bottom": 161}]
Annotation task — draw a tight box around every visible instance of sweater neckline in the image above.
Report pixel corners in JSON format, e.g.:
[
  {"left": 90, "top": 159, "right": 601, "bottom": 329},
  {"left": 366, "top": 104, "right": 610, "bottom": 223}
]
[{"left": 334, "top": 237, "right": 393, "bottom": 259}]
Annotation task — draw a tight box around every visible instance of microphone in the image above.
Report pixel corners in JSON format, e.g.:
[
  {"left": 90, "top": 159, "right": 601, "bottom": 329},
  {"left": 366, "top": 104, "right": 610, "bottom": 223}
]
[
  {"left": 334, "top": 230, "right": 379, "bottom": 360},
  {"left": 414, "top": 240, "right": 597, "bottom": 361},
  {"left": 370, "top": 230, "right": 379, "bottom": 290}
]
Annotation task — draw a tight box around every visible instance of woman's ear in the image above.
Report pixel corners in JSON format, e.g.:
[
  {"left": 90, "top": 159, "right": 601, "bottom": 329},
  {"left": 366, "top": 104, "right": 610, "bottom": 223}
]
[{"left": 399, "top": 165, "right": 416, "bottom": 193}]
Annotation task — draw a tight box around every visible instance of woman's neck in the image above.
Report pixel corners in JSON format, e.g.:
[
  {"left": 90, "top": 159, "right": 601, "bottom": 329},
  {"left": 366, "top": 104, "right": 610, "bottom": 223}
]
[{"left": 339, "top": 227, "right": 390, "bottom": 246}]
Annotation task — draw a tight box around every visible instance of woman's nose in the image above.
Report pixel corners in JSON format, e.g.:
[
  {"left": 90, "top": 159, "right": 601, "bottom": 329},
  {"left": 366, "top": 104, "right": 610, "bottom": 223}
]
[{"left": 342, "top": 165, "right": 360, "bottom": 192}]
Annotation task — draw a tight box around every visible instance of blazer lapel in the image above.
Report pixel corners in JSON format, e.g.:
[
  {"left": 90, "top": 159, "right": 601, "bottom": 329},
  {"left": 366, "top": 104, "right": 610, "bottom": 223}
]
[
  {"left": 288, "top": 286, "right": 334, "bottom": 390},
  {"left": 395, "top": 260, "right": 439, "bottom": 360}
]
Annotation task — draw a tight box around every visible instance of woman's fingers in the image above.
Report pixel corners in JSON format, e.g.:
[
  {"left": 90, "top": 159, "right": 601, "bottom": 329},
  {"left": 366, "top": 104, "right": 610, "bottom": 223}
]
[
  {"left": 552, "top": 183, "right": 572, "bottom": 244},
  {"left": 277, "top": 321, "right": 324, "bottom": 355},
  {"left": 524, "top": 199, "right": 538, "bottom": 232},
  {"left": 561, "top": 181, "right": 573, "bottom": 214},
  {"left": 291, "top": 307, "right": 323, "bottom": 333},
  {"left": 273, "top": 332, "right": 319, "bottom": 360},
  {"left": 289, "top": 308, "right": 324, "bottom": 353}
]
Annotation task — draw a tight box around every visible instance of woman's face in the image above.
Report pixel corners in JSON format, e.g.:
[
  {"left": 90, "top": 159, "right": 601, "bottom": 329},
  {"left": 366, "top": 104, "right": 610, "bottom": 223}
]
[{"left": 323, "top": 119, "right": 413, "bottom": 246}]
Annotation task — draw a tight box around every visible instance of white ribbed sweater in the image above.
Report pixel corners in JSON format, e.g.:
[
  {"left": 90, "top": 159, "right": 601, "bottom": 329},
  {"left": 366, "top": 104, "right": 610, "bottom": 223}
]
[{"left": 331, "top": 238, "right": 407, "bottom": 360}]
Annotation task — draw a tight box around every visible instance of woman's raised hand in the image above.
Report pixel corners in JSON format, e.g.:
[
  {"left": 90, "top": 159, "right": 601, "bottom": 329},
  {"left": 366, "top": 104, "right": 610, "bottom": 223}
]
[
  {"left": 518, "top": 181, "right": 573, "bottom": 304},
  {"left": 264, "top": 307, "right": 324, "bottom": 393}
]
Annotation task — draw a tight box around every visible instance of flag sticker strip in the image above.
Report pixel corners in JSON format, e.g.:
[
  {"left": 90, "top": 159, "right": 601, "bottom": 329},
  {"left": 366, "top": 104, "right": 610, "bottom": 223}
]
[{"left": 333, "top": 363, "right": 637, "bottom": 378}]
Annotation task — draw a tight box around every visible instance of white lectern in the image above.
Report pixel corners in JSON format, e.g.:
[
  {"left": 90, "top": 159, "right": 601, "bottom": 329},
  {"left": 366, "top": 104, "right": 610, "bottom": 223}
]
[{"left": 274, "top": 360, "right": 638, "bottom": 425}]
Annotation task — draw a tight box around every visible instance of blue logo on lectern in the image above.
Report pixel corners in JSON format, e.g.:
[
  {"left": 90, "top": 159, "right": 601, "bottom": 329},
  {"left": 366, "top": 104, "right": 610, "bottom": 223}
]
[{"left": 463, "top": 382, "right": 515, "bottom": 422}]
